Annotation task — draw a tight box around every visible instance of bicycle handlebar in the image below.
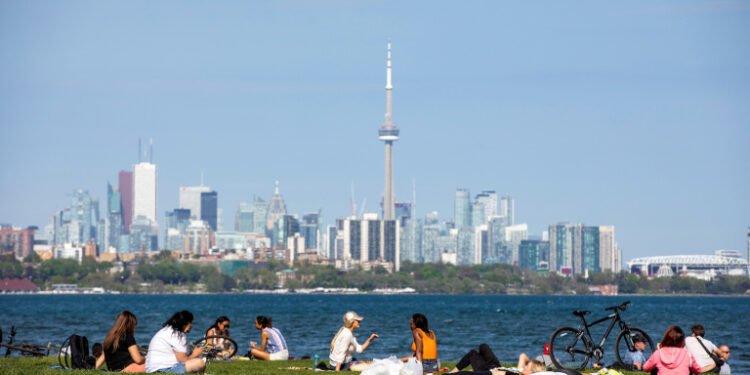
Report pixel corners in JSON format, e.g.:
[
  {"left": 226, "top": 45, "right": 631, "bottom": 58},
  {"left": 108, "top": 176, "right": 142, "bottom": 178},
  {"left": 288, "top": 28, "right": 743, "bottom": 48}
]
[{"left": 604, "top": 301, "right": 631, "bottom": 311}]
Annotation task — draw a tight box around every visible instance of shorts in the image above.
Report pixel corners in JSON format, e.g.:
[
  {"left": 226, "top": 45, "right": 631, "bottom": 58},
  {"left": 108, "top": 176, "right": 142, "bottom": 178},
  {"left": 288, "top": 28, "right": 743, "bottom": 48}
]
[
  {"left": 269, "top": 349, "right": 289, "bottom": 361},
  {"left": 157, "top": 362, "right": 187, "bottom": 373},
  {"left": 422, "top": 359, "right": 439, "bottom": 372}
]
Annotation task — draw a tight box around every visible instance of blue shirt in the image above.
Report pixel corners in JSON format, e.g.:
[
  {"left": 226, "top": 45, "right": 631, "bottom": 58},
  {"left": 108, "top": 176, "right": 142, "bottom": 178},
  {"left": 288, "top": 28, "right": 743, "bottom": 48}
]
[{"left": 624, "top": 350, "right": 645, "bottom": 365}]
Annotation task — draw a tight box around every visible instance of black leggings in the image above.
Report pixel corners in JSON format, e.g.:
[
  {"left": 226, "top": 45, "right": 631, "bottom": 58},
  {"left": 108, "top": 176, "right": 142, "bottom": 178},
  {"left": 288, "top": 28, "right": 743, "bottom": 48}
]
[{"left": 455, "top": 343, "right": 501, "bottom": 372}]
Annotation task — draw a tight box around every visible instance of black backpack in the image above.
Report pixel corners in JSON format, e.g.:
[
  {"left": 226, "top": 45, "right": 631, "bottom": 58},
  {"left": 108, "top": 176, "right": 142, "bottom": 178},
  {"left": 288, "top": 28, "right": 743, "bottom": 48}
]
[{"left": 59, "top": 334, "right": 96, "bottom": 369}]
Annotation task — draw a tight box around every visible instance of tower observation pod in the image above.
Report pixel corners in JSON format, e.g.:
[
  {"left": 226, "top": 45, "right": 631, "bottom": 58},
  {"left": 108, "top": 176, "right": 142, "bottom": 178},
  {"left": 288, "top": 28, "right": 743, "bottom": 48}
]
[{"left": 379, "top": 40, "right": 399, "bottom": 221}]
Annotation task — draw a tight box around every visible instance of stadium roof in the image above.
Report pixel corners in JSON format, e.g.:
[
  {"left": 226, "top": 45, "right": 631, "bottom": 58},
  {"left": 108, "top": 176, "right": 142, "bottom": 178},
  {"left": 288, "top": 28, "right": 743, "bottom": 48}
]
[{"left": 627, "top": 255, "right": 748, "bottom": 267}]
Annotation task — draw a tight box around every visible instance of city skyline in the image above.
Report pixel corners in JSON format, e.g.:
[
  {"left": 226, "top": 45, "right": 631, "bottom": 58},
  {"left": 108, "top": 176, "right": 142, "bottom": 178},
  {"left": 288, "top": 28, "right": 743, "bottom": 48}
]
[{"left": 1, "top": 1, "right": 748, "bottom": 262}]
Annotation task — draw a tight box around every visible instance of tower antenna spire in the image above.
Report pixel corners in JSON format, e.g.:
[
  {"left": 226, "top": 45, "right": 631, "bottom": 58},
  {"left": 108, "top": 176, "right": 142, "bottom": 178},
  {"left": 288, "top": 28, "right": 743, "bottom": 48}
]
[{"left": 378, "top": 39, "right": 400, "bottom": 221}]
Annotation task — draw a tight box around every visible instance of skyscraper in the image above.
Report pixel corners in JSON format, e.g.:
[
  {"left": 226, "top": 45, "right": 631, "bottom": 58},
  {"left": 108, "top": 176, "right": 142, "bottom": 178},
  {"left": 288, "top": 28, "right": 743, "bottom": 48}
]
[
  {"left": 378, "top": 41, "right": 399, "bottom": 220},
  {"left": 70, "top": 189, "right": 95, "bottom": 244},
  {"left": 499, "top": 195, "right": 514, "bottom": 226},
  {"left": 475, "top": 191, "right": 497, "bottom": 224},
  {"left": 118, "top": 170, "right": 133, "bottom": 233},
  {"left": 180, "top": 186, "right": 211, "bottom": 220},
  {"left": 455, "top": 189, "right": 471, "bottom": 229},
  {"left": 235, "top": 202, "right": 254, "bottom": 233},
  {"left": 106, "top": 183, "right": 122, "bottom": 251},
  {"left": 252, "top": 196, "right": 268, "bottom": 234},
  {"left": 133, "top": 162, "right": 157, "bottom": 224},
  {"left": 200, "top": 191, "right": 218, "bottom": 231},
  {"left": 267, "top": 181, "right": 287, "bottom": 231}
]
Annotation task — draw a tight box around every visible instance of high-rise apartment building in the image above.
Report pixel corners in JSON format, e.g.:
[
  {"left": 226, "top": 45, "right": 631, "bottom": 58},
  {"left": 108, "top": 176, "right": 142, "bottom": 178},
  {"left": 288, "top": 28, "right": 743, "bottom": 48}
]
[
  {"left": 70, "top": 189, "right": 96, "bottom": 244},
  {"left": 200, "top": 191, "right": 218, "bottom": 231},
  {"left": 475, "top": 191, "right": 497, "bottom": 224},
  {"left": 457, "top": 227, "right": 476, "bottom": 265},
  {"left": 505, "top": 223, "right": 528, "bottom": 264},
  {"left": 499, "top": 195, "right": 514, "bottom": 226},
  {"left": 518, "top": 239, "right": 550, "bottom": 271},
  {"left": 455, "top": 189, "right": 471, "bottom": 229},
  {"left": 179, "top": 186, "right": 210, "bottom": 220},
  {"left": 549, "top": 223, "right": 582, "bottom": 273},
  {"left": 549, "top": 223, "right": 617, "bottom": 275},
  {"left": 337, "top": 216, "right": 400, "bottom": 270},
  {"left": 0, "top": 226, "right": 34, "bottom": 259},
  {"left": 133, "top": 162, "right": 157, "bottom": 224},
  {"left": 118, "top": 170, "right": 133, "bottom": 233}
]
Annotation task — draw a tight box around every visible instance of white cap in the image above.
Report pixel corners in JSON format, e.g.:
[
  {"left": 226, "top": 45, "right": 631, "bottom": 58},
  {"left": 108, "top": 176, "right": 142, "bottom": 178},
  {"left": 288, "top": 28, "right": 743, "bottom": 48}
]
[{"left": 343, "top": 311, "right": 364, "bottom": 323}]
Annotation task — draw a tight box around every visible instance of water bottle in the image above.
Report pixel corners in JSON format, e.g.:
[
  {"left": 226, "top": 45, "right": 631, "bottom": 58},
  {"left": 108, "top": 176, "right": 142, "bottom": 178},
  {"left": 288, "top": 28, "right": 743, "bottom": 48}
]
[{"left": 313, "top": 354, "right": 320, "bottom": 368}]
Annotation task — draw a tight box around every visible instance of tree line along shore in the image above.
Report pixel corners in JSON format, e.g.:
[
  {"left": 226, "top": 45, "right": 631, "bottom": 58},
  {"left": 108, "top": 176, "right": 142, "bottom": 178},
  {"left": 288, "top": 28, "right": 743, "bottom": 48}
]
[{"left": 1, "top": 253, "right": 749, "bottom": 295}]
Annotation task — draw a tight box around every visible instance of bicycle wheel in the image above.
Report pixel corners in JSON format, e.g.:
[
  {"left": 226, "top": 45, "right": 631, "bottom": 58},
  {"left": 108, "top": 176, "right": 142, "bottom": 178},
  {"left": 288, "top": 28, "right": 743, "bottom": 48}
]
[
  {"left": 614, "top": 327, "right": 654, "bottom": 367},
  {"left": 191, "top": 335, "right": 237, "bottom": 361},
  {"left": 549, "top": 326, "right": 591, "bottom": 371}
]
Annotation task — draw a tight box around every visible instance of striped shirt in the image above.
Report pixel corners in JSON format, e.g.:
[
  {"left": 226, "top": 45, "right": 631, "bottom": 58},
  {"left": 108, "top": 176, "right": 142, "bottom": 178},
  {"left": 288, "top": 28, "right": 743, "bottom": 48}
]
[{"left": 264, "top": 327, "right": 287, "bottom": 353}]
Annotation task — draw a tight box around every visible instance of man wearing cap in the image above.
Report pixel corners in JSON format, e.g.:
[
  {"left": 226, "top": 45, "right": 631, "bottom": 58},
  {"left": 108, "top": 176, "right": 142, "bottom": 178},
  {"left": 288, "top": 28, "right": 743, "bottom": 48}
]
[
  {"left": 329, "top": 311, "right": 378, "bottom": 371},
  {"left": 622, "top": 334, "right": 647, "bottom": 370}
]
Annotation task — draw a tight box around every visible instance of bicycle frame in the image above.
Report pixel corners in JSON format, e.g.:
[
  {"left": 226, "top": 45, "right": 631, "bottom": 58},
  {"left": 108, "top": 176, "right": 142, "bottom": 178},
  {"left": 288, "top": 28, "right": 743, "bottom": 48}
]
[{"left": 578, "top": 309, "right": 632, "bottom": 354}]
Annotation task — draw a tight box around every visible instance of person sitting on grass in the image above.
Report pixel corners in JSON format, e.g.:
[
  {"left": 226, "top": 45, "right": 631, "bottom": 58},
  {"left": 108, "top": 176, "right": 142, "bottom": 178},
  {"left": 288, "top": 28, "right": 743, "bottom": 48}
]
[
  {"left": 329, "top": 311, "right": 379, "bottom": 371},
  {"left": 95, "top": 310, "right": 146, "bottom": 373},
  {"left": 643, "top": 325, "right": 701, "bottom": 375},
  {"left": 145, "top": 310, "right": 205, "bottom": 374},
  {"left": 249, "top": 315, "right": 289, "bottom": 361},
  {"left": 205, "top": 316, "right": 231, "bottom": 356},
  {"left": 401, "top": 313, "right": 439, "bottom": 372}
]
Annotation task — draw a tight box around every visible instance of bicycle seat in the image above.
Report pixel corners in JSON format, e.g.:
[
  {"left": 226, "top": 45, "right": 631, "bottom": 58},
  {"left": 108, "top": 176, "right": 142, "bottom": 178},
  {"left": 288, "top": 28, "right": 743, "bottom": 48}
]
[{"left": 573, "top": 310, "right": 591, "bottom": 317}]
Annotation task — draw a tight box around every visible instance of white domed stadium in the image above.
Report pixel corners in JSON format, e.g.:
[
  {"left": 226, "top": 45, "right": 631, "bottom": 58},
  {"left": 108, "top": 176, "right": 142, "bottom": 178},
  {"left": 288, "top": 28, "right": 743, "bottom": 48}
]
[{"left": 627, "top": 250, "right": 748, "bottom": 280}]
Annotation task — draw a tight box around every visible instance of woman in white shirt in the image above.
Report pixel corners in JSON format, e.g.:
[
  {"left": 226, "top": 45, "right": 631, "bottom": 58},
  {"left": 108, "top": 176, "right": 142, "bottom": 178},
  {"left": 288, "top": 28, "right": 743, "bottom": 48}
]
[
  {"left": 145, "top": 310, "right": 206, "bottom": 373},
  {"left": 329, "top": 311, "right": 378, "bottom": 371}
]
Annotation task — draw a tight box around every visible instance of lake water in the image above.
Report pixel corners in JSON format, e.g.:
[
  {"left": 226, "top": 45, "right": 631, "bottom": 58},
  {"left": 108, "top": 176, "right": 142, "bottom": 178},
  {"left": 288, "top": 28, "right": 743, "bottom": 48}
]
[{"left": 0, "top": 294, "right": 747, "bottom": 372}]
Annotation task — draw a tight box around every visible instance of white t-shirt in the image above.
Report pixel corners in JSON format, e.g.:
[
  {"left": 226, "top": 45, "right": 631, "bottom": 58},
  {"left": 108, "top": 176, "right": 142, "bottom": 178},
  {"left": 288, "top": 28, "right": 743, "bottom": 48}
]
[
  {"left": 145, "top": 326, "right": 190, "bottom": 372},
  {"left": 685, "top": 336, "right": 718, "bottom": 369},
  {"left": 329, "top": 328, "right": 363, "bottom": 366}
]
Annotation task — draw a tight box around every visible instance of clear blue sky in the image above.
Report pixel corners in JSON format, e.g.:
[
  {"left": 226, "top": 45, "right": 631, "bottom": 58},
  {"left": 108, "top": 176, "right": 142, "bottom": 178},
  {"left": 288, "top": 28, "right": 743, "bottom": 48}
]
[{"left": 1, "top": 1, "right": 748, "bottom": 262}]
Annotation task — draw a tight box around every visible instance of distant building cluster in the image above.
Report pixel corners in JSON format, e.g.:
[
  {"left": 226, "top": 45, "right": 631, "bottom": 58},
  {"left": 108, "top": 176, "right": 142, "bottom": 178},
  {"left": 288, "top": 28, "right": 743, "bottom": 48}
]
[{"left": 3, "top": 42, "right": 748, "bottom": 281}]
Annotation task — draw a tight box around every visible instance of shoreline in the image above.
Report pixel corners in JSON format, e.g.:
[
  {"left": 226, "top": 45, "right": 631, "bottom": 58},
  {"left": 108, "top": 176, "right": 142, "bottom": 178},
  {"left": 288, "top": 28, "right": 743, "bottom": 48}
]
[{"left": 1, "top": 291, "right": 748, "bottom": 297}]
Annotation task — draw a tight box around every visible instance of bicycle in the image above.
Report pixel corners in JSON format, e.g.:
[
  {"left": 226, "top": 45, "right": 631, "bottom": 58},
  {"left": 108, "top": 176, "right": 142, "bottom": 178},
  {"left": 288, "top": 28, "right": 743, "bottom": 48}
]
[
  {"left": 190, "top": 335, "right": 238, "bottom": 361},
  {"left": 1, "top": 326, "right": 60, "bottom": 358},
  {"left": 549, "top": 301, "right": 654, "bottom": 371}
]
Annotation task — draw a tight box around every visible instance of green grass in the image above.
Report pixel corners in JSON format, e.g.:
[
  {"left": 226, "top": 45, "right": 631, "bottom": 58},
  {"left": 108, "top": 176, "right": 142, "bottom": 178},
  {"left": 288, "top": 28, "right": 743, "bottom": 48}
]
[{"left": 0, "top": 357, "right": 644, "bottom": 375}]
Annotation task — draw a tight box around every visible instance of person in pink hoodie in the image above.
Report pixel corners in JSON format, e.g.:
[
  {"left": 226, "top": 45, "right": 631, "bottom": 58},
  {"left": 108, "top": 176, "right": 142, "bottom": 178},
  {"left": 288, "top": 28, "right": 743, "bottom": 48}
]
[{"left": 643, "top": 326, "right": 702, "bottom": 375}]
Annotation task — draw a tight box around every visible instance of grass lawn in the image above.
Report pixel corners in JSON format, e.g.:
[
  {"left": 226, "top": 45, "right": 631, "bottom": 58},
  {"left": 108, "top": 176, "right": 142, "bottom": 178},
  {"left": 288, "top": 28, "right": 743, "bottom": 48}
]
[{"left": 0, "top": 357, "right": 644, "bottom": 375}]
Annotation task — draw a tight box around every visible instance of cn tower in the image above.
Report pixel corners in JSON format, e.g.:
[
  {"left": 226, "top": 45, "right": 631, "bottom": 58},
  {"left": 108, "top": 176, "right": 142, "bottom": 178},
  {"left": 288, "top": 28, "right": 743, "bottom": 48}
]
[{"left": 379, "top": 40, "right": 399, "bottom": 220}]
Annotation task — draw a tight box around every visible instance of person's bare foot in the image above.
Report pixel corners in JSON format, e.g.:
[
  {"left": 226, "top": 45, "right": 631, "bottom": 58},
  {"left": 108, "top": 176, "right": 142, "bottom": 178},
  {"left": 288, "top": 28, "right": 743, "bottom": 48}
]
[{"left": 449, "top": 368, "right": 459, "bottom": 373}]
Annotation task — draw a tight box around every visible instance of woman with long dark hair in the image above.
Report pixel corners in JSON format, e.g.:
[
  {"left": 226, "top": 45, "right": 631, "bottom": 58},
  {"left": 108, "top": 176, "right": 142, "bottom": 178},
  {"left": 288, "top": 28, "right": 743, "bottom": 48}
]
[
  {"left": 401, "top": 313, "right": 439, "bottom": 372},
  {"left": 643, "top": 326, "right": 702, "bottom": 375},
  {"left": 94, "top": 310, "right": 145, "bottom": 372},
  {"left": 145, "top": 310, "right": 206, "bottom": 373},
  {"left": 249, "top": 315, "right": 289, "bottom": 360},
  {"left": 205, "top": 316, "right": 231, "bottom": 348}
]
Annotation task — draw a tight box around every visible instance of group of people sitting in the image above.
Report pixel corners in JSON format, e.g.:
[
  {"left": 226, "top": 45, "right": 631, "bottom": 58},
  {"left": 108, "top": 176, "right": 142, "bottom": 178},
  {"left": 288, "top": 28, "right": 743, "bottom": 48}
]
[
  {"left": 94, "top": 310, "right": 287, "bottom": 373},
  {"left": 93, "top": 309, "right": 733, "bottom": 375},
  {"left": 640, "top": 325, "right": 730, "bottom": 375}
]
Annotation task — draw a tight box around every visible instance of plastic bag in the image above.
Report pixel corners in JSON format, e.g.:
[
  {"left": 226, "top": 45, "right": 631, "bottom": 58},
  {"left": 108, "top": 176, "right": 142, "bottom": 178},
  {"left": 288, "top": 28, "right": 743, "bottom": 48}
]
[
  {"left": 361, "top": 356, "right": 403, "bottom": 375},
  {"left": 361, "top": 356, "right": 422, "bottom": 375},
  {"left": 403, "top": 357, "right": 423, "bottom": 375}
]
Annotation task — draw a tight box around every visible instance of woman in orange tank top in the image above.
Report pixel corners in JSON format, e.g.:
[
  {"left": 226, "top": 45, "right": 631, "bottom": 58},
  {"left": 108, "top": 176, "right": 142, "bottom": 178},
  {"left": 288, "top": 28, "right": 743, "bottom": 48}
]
[{"left": 402, "top": 313, "right": 439, "bottom": 372}]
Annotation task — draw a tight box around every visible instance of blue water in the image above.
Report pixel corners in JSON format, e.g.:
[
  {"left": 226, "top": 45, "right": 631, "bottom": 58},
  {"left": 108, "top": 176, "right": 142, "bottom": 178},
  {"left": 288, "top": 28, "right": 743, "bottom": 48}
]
[{"left": 0, "top": 295, "right": 747, "bottom": 372}]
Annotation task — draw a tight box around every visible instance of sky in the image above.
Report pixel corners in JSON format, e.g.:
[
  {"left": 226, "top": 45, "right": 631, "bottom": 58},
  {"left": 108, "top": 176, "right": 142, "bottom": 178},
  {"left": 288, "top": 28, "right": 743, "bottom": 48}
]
[{"left": 1, "top": 1, "right": 748, "bottom": 262}]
